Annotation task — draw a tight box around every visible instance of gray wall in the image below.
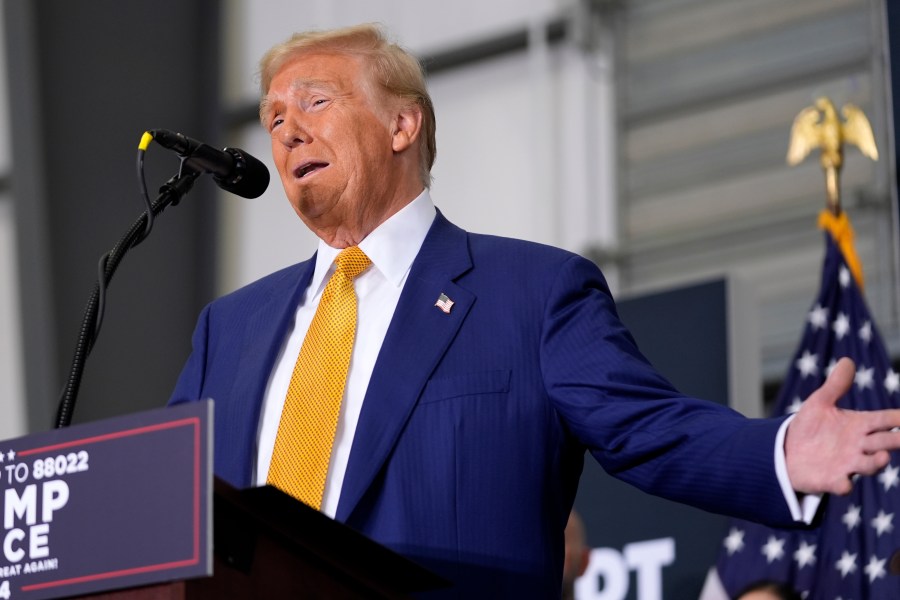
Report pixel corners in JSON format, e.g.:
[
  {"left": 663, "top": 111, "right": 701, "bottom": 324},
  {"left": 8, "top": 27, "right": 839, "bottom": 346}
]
[{"left": 5, "top": 0, "right": 221, "bottom": 429}]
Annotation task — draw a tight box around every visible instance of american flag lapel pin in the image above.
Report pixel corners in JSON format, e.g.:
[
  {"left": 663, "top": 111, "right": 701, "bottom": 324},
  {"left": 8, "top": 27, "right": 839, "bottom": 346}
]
[{"left": 434, "top": 293, "right": 454, "bottom": 314}]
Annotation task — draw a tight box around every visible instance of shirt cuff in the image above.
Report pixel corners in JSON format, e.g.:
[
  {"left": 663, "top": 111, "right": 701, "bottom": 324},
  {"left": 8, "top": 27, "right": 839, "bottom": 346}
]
[{"left": 775, "top": 414, "right": 822, "bottom": 524}]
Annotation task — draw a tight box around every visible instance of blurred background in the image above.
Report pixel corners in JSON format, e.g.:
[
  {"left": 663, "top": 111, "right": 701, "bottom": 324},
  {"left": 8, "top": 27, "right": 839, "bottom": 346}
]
[{"left": 0, "top": 0, "right": 898, "bottom": 596}]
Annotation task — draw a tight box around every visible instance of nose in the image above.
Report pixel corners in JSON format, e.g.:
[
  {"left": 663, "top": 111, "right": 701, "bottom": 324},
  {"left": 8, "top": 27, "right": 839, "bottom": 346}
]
[{"left": 277, "top": 114, "right": 310, "bottom": 148}]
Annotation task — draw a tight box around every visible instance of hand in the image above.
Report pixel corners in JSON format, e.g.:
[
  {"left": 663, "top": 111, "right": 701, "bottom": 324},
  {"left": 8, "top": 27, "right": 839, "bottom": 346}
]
[{"left": 785, "top": 357, "right": 900, "bottom": 495}]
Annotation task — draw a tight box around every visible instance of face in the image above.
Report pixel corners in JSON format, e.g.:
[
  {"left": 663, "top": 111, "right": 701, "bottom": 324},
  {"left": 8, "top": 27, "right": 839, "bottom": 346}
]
[
  {"left": 262, "top": 51, "right": 420, "bottom": 246},
  {"left": 738, "top": 592, "right": 782, "bottom": 600}
]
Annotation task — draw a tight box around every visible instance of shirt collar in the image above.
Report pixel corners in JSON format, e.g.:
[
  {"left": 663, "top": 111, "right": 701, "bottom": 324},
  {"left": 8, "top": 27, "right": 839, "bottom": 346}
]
[{"left": 309, "top": 189, "right": 436, "bottom": 295}]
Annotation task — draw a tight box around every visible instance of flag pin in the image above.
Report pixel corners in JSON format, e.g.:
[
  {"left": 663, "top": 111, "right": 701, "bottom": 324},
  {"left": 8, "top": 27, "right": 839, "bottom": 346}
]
[{"left": 434, "top": 293, "right": 454, "bottom": 314}]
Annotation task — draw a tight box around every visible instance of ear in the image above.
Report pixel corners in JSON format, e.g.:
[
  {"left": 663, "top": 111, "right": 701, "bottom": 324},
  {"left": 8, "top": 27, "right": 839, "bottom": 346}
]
[{"left": 391, "top": 103, "right": 423, "bottom": 153}]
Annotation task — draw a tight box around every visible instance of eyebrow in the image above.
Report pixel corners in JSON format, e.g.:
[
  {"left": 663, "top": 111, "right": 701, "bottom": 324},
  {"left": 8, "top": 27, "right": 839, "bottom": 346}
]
[{"left": 289, "top": 77, "right": 339, "bottom": 93}]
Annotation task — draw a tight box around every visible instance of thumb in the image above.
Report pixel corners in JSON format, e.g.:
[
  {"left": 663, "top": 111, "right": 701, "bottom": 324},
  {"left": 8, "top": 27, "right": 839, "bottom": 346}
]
[{"left": 809, "top": 357, "right": 855, "bottom": 408}]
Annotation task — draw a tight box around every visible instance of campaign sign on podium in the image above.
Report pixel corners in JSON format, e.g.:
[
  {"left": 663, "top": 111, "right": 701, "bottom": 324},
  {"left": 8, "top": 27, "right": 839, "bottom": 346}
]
[{"left": 0, "top": 400, "right": 212, "bottom": 600}]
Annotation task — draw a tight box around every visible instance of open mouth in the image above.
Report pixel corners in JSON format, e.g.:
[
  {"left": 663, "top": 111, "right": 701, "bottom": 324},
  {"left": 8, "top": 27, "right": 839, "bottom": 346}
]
[{"left": 295, "top": 162, "right": 329, "bottom": 179}]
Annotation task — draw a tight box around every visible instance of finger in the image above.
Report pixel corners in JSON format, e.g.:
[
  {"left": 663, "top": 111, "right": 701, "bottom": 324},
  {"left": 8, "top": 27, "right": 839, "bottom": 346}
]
[
  {"left": 861, "top": 428, "right": 900, "bottom": 452},
  {"left": 852, "top": 450, "right": 891, "bottom": 477},
  {"left": 830, "top": 477, "right": 854, "bottom": 496},
  {"left": 808, "top": 357, "right": 855, "bottom": 408}
]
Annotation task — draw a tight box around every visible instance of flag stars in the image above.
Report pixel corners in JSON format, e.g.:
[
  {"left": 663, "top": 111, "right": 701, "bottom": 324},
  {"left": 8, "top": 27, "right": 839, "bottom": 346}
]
[
  {"left": 723, "top": 527, "right": 745, "bottom": 555},
  {"left": 886, "top": 370, "right": 900, "bottom": 395},
  {"left": 793, "top": 540, "right": 817, "bottom": 568},
  {"left": 855, "top": 366, "right": 874, "bottom": 391},
  {"left": 833, "top": 312, "right": 850, "bottom": 340},
  {"left": 835, "top": 550, "right": 858, "bottom": 577},
  {"left": 808, "top": 304, "right": 828, "bottom": 330},
  {"left": 796, "top": 351, "right": 818, "bottom": 378},
  {"left": 865, "top": 555, "right": 887, "bottom": 583},
  {"left": 871, "top": 510, "right": 894, "bottom": 536},
  {"left": 839, "top": 266, "right": 852, "bottom": 288},
  {"left": 878, "top": 463, "right": 899, "bottom": 492},
  {"left": 761, "top": 536, "right": 786, "bottom": 564},
  {"left": 859, "top": 320, "right": 872, "bottom": 343},
  {"left": 842, "top": 504, "right": 861, "bottom": 531},
  {"left": 718, "top": 240, "right": 895, "bottom": 593}
]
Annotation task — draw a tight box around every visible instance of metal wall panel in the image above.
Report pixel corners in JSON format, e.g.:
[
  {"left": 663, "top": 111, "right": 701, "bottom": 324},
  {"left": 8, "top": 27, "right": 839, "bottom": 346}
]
[{"left": 616, "top": 0, "right": 898, "bottom": 379}]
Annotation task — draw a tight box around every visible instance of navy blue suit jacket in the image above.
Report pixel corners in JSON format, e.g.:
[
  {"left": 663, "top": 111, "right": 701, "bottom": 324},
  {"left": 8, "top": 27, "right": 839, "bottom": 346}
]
[{"left": 170, "top": 212, "right": 795, "bottom": 597}]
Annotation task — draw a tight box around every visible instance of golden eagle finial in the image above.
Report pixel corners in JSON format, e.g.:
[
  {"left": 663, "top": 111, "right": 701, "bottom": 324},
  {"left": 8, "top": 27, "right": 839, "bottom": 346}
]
[{"left": 786, "top": 96, "right": 878, "bottom": 214}]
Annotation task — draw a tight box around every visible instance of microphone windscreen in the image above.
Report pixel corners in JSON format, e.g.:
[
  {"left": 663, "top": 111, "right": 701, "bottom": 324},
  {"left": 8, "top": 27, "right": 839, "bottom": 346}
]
[{"left": 215, "top": 149, "right": 270, "bottom": 199}]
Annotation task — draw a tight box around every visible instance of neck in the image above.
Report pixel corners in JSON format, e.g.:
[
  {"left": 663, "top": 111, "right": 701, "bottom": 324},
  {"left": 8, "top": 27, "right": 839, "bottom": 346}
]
[{"left": 313, "top": 184, "right": 425, "bottom": 248}]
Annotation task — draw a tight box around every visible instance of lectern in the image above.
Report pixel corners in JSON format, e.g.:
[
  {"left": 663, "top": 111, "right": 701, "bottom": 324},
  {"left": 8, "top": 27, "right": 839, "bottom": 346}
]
[
  {"left": 74, "top": 478, "right": 446, "bottom": 599},
  {"left": 0, "top": 403, "right": 445, "bottom": 600}
]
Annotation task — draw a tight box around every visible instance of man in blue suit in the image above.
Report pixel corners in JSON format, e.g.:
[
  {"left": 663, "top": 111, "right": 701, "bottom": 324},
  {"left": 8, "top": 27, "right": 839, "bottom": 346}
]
[{"left": 170, "top": 24, "right": 900, "bottom": 597}]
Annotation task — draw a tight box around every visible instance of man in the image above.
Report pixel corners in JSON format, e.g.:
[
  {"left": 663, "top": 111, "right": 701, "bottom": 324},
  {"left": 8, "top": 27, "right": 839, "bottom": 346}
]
[
  {"left": 170, "top": 24, "right": 900, "bottom": 598},
  {"left": 563, "top": 510, "right": 590, "bottom": 600},
  {"left": 735, "top": 580, "right": 802, "bottom": 600}
]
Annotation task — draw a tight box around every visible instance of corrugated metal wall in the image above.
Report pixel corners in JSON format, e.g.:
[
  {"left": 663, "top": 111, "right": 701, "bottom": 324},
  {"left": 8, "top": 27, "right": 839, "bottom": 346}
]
[{"left": 615, "top": 0, "right": 898, "bottom": 378}]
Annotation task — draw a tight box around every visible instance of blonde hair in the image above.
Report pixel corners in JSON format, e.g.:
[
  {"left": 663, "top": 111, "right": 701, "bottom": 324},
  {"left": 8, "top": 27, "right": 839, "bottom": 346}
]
[{"left": 259, "top": 24, "right": 436, "bottom": 187}]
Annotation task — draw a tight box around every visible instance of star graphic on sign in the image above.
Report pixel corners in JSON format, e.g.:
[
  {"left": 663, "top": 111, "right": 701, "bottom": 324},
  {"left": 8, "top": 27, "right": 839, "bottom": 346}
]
[
  {"left": 842, "top": 504, "right": 861, "bottom": 531},
  {"left": 808, "top": 304, "right": 828, "bottom": 329},
  {"left": 871, "top": 509, "right": 894, "bottom": 536},
  {"left": 796, "top": 350, "right": 818, "bottom": 378},
  {"left": 761, "top": 535, "right": 786, "bottom": 563},
  {"left": 839, "top": 266, "right": 851, "bottom": 288},
  {"left": 886, "top": 370, "right": 900, "bottom": 394},
  {"left": 793, "top": 540, "right": 817, "bottom": 569},
  {"left": 833, "top": 312, "right": 850, "bottom": 340},
  {"left": 879, "top": 463, "right": 900, "bottom": 492},
  {"left": 859, "top": 320, "right": 872, "bottom": 343},
  {"left": 6, "top": 450, "right": 14, "bottom": 461},
  {"left": 855, "top": 366, "right": 874, "bottom": 391},
  {"left": 723, "top": 527, "right": 745, "bottom": 555},
  {"left": 835, "top": 550, "right": 858, "bottom": 577},
  {"left": 786, "top": 397, "right": 803, "bottom": 415},
  {"left": 865, "top": 554, "right": 887, "bottom": 583}
]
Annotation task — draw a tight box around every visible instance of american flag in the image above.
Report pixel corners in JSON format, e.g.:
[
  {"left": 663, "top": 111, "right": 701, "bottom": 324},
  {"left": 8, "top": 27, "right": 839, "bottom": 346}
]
[
  {"left": 713, "top": 225, "right": 900, "bottom": 598},
  {"left": 434, "top": 292, "right": 454, "bottom": 314}
]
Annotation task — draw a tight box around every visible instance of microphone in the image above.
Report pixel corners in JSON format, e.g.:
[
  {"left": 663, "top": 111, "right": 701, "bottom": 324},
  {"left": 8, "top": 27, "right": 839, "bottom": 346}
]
[{"left": 148, "top": 129, "right": 270, "bottom": 199}]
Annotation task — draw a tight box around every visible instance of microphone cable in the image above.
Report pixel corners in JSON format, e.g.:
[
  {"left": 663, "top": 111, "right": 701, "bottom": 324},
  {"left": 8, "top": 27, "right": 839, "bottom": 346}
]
[
  {"left": 55, "top": 131, "right": 202, "bottom": 428},
  {"left": 92, "top": 132, "right": 158, "bottom": 344}
]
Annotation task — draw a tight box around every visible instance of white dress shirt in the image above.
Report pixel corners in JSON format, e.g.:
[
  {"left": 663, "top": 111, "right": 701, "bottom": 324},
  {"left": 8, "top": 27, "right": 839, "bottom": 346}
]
[{"left": 254, "top": 190, "right": 436, "bottom": 517}]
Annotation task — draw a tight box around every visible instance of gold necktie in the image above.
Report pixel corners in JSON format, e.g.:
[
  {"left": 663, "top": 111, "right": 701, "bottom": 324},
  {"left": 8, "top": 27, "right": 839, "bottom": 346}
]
[{"left": 267, "top": 246, "right": 371, "bottom": 509}]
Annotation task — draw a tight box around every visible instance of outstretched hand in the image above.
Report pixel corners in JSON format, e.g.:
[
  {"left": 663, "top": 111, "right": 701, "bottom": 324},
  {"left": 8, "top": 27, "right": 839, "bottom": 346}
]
[{"left": 785, "top": 357, "right": 900, "bottom": 495}]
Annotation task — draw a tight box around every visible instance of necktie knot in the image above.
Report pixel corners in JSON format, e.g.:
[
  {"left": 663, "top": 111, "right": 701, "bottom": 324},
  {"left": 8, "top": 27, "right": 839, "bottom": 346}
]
[{"left": 335, "top": 246, "right": 371, "bottom": 280}]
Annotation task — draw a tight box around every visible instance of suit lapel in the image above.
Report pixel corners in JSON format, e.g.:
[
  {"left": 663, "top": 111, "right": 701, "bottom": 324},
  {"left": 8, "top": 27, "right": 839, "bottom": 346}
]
[
  {"left": 226, "top": 258, "right": 316, "bottom": 484},
  {"left": 336, "top": 213, "right": 473, "bottom": 522}
]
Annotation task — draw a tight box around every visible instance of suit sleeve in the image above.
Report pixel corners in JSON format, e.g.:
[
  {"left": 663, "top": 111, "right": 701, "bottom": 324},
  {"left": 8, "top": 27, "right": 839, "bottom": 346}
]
[
  {"left": 168, "top": 303, "right": 211, "bottom": 406},
  {"left": 540, "top": 254, "right": 796, "bottom": 526}
]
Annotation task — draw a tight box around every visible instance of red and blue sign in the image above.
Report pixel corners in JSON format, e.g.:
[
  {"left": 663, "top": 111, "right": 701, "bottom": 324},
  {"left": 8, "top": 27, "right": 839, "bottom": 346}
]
[{"left": 0, "top": 401, "right": 212, "bottom": 599}]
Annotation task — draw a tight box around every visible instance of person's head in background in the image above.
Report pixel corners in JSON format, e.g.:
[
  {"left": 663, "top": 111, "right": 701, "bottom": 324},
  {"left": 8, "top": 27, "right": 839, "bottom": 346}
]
[
  {"left": 562, "top": 510, "right": 590, "bottom": 600},
  {"left": 735, "top": 579, "right": 802, "bottom": 600}
]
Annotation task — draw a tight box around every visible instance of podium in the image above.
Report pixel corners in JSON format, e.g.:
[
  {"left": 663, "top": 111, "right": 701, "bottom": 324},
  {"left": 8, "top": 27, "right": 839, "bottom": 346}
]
[
  {"left": 74, "top": 478, "right": 447, "bottom": 599},
  {"left": 0, "top": 403, "right": 445, "bottom": 599}
]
